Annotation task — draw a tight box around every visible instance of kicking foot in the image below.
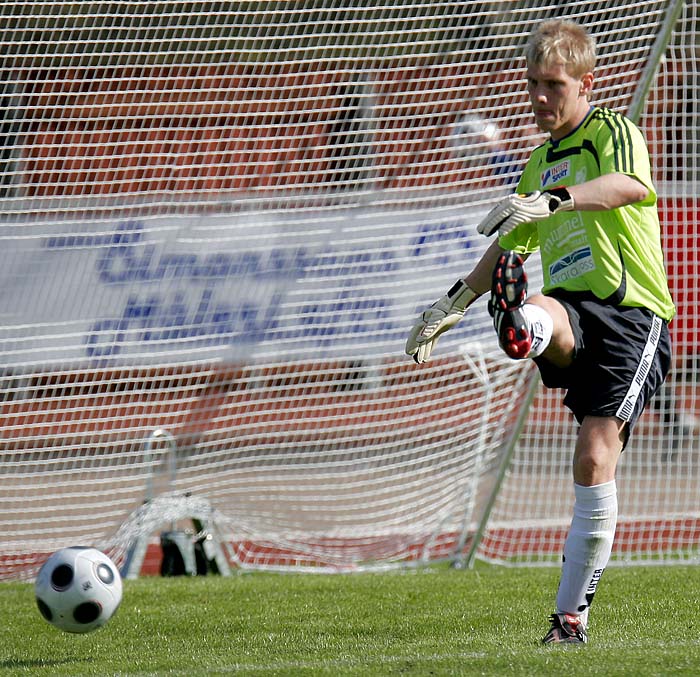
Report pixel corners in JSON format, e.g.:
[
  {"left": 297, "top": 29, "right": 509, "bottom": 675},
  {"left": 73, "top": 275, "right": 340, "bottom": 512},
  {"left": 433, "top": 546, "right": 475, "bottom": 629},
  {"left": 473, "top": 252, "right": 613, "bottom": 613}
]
[{"left": 489, "top": 251, "right": 531, "bottom": 359}]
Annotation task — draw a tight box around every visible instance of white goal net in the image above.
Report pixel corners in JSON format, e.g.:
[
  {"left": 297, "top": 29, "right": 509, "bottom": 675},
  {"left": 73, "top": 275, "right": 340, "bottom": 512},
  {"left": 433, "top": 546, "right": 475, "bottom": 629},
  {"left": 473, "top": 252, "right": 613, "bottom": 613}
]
[{"left": 1, "top": 1, "right": 697, "bottom": 578}]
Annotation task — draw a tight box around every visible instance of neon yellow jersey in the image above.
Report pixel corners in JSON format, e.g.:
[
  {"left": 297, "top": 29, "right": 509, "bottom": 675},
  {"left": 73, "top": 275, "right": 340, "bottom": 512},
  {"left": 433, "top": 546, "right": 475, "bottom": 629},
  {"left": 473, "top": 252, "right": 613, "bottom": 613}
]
[{"left": 499, "top": 106, "right": 675, "bottom": 321}]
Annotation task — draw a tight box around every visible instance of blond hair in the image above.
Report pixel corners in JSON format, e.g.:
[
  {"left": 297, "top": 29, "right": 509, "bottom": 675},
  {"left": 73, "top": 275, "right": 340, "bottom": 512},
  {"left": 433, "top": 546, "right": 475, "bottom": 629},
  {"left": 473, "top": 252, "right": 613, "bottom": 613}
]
[{"left": 525, "top": 19, "right": 596, "bottom": 78}]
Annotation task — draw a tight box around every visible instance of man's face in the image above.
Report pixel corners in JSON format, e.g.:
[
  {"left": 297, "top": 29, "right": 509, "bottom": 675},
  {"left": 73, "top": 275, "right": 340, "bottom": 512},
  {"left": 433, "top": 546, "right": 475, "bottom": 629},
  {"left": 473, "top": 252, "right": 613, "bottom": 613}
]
[{"left": 526, "top": 61, "right": 592, "bottom": 140}]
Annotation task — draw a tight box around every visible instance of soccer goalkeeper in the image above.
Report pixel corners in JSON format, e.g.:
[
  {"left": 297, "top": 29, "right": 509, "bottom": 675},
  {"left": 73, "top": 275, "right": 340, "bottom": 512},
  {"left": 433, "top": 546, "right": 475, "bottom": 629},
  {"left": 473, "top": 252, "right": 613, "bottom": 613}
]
[{"left": 406, "top": 19, "right": 675, "bottom": 645}]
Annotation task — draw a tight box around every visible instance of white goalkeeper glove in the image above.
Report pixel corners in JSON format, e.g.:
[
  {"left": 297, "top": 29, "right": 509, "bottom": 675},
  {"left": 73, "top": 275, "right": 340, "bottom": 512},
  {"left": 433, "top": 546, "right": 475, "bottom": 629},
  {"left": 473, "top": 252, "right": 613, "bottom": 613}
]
[
  {"left": 477, "top": 187, "right": 574, "bottom": 237},
  {"left": 405, "top": 279, "right": 478, "bottom": 364}
]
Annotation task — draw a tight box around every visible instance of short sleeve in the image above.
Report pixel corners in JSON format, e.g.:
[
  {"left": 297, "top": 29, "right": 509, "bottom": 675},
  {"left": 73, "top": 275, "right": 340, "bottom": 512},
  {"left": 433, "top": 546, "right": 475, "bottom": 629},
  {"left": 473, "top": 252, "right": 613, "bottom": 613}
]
[{"left": 596, "top": 117, "right": 656, "bottom": 206}]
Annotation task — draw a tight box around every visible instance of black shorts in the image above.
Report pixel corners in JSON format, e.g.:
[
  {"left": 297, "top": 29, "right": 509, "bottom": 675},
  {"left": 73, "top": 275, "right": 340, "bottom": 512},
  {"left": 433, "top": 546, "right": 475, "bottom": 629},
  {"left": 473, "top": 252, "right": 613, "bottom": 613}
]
[{"left": 533, "top": 290, "right": 672, "bottom": 433}]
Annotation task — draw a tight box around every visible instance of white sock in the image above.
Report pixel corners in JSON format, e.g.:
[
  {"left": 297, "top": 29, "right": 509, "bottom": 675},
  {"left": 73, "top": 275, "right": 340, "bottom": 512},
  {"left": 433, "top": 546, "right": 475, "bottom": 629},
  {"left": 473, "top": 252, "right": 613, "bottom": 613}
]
[
  {"left": 555, "top": 480, "right": 618, "bottom": 620},
  {"left": 522, "top": 303, "right": 553, "bottom": 358}
]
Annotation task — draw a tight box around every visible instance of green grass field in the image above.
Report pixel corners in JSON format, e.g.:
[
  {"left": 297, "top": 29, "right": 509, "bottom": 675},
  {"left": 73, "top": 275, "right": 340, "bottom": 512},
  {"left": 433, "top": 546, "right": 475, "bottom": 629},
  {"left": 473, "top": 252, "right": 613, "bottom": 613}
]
[{"left": 2, "top": 563, "right": 700, "bottom": 676}]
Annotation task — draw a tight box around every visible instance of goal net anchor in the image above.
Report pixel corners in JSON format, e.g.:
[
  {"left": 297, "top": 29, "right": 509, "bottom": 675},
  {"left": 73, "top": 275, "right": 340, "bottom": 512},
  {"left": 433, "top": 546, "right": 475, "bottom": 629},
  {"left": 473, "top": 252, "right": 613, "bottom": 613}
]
[{"left": 117, "top": 429, "right": 231, "bottom": 578}]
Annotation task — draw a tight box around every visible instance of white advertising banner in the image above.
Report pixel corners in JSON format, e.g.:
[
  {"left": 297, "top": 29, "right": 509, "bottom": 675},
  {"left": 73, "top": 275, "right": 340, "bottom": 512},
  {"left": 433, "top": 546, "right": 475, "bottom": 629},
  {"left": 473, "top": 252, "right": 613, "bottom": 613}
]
[{"left": 0, "top": 205, "right": 501, "bottom": 367}]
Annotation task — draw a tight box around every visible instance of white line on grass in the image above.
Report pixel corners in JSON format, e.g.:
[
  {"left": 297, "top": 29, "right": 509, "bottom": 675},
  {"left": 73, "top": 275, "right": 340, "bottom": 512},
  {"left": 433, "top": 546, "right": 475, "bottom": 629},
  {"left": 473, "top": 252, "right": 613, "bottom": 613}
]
[{"left": 123, "top": 651, "right": 489, "bottom": 676}]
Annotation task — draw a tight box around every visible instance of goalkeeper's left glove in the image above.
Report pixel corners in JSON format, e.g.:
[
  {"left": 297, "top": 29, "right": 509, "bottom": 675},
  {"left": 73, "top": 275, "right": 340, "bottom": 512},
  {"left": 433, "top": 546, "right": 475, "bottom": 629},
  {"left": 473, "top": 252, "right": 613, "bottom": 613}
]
[
  {"left": 405, "top": 279, "right": 479, "bottom": 364},
  {"left": 477, "top": 187, "right": 574, "bottom": 237}
]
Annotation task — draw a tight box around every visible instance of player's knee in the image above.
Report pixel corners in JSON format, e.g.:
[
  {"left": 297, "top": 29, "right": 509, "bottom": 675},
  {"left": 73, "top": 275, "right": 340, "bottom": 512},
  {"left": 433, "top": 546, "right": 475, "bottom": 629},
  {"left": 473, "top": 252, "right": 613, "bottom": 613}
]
[
  {"left": 528, "top": 295, "right": 575, "bottom": 366},
  {"left": 573, "top": 431, "right": 622, "bottom": 485},
  {"left": 540, "top": 339, "right": 575, "bottom": 368},
  {"left": 573, "top": 451, "right": 613, "bottom": 485}
]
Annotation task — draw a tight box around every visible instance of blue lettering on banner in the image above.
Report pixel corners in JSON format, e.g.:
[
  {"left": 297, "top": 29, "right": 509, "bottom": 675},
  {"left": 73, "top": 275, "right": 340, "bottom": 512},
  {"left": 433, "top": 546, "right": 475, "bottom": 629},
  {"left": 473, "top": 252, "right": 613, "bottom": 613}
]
[
  {"left": 46, "top": 219, "right": 470, "bottom": 286},
  {"left": 84, "top": 288, "right": 283, "bottom": 358},
  {"left": 45, "top": 221, "right": 406, "bottom": 286},
  {"left": 299, "top": 288, "right": 392, "bottom": 337},
  {"left": 92, "top": 233, "right": 320, "bottom": 285},
  {"left": 409, "top": 221, "right": 476, "bottom": 266},
  {"left": 44, "top": 221, "right": 144, "bottom": 250},
  {"left": 44, "top": 217, "right": 479, "bottom": 358}
]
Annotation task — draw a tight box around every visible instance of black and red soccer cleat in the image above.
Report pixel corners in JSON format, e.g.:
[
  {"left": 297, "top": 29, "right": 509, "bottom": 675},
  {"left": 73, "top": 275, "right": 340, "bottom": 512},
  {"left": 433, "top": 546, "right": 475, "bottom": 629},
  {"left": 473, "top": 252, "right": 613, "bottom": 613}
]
[
  {"left": 541, "top": 612, "right": 588, "bottom": 645},
  {"left": 489, "top": 251, "right": 531, "bottom": 359}
]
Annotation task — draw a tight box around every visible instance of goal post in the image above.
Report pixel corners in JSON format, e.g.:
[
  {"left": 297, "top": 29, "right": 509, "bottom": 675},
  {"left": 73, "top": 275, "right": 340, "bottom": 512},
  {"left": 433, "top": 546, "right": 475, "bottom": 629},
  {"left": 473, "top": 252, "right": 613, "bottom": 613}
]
[{"left": 1, "top": 1, "right": 698, "bottom": 579}]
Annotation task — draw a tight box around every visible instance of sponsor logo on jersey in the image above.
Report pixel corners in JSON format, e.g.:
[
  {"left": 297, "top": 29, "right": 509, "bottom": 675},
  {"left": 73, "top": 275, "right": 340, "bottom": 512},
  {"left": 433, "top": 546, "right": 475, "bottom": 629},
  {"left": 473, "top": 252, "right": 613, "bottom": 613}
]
[
  {"left": 549, "top": 246, "right": 595, "bottom": 284},
  {"left": 541, "top": 160, "right": 570, "bottom": 187}
]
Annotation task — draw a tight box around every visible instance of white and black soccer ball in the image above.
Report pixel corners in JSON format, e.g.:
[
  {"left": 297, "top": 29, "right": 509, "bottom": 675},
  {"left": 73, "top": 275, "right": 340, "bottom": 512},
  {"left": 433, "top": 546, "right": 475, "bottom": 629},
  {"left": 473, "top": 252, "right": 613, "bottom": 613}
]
[{"left": 35, "top": 546, "right": 123, "bottom": 633}]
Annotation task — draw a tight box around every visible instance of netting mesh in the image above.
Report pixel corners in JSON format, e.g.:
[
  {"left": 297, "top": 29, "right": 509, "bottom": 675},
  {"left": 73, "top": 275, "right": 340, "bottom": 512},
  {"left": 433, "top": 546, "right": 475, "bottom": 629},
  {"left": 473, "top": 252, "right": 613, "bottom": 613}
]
[{"left": 0, "top": 1, "right": 697, "bottom": 578}]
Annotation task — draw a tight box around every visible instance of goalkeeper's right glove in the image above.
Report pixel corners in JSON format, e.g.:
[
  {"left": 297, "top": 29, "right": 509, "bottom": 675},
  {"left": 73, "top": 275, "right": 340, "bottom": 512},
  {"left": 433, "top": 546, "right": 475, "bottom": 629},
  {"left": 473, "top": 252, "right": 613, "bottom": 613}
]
[
  {"left": 405, "top": 279, "right": 479, "bottom": 364},
  {"left": 476, "top": 187, "right": 574, "bottom": 237}
]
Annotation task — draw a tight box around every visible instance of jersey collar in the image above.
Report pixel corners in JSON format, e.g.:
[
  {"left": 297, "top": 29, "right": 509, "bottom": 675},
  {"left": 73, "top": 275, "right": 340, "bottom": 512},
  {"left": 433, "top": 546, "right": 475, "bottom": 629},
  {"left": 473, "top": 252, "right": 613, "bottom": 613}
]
[{"left": 549, "top": 106, "right": 596, "bottom": 148}]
